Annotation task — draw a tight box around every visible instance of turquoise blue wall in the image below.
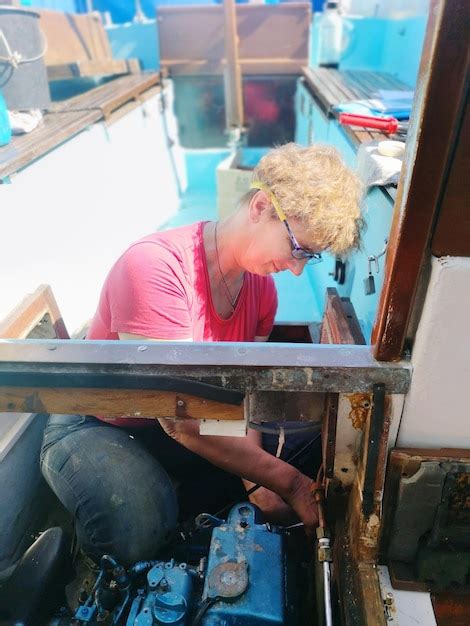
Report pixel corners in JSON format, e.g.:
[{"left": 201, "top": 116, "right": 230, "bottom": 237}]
[
  {"left": 106, "top": 22, "right": 159, "bottom": 71},
  {"left": 335, "top": 18, "right": 386, "bottom": 72},
  {"left": 295, "top": 79, "right": 394, "bottom": 341},
  {"left": 310, "top": 14, "right": 428, "bottom": 87},
  {"left": 23, "top": 0, "right": 76, "bottom": 11},
  {"left": 160, "top": 149, "right": 229, "bottom": 230},
  {"left": 380, "top": 16, "right": 428, "bottom": 87}
]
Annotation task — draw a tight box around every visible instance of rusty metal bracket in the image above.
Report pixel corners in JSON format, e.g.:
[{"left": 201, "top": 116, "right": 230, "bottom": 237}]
[
  {"left": 362, "top": 382, "right": 386, "bottom": 518},
  {"left": 322, "top": 393, "right": 338, "bottom": 479}
]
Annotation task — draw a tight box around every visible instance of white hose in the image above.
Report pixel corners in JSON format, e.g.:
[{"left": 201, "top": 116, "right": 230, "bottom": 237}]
[{"left": 323, "top": 561, "right": 333, "bottom": 626}]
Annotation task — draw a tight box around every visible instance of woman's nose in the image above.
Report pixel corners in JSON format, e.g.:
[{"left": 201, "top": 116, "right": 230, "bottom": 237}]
[{"left": 287, "top": 258, "right": 307, "bottom": 276}]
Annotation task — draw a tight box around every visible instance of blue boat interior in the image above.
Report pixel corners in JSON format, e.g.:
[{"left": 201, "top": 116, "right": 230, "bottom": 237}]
[{"left": 0, "top": 2, "right": 433, "bottom": 624}]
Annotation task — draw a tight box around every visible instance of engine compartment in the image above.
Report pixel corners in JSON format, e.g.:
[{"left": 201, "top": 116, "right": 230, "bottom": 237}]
[{"left": 39, "top": 503, "right": 309, "bottom": 626}]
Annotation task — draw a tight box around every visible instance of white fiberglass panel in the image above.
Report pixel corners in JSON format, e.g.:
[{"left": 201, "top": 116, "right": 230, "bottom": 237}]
[{"left": 398, "top": 256, "right": 470, "bottom": 448}]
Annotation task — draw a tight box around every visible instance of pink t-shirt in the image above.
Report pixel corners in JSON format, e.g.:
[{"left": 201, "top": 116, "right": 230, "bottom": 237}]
[
  {"left": 88, "top": 221, "right": 277, "bottom": 343},
  {"left": 88, "top": 222, "right": 277, "bottom": 427}
]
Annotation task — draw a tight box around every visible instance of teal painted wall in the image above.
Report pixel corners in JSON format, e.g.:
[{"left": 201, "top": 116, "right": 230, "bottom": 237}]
[
  {"left": 310, "top": 14, "right": 428, "bottom": 87},
  {"left": 106, "top": 21, "right": 160, "bottom": 71},
  {"left": 295, "top": 79, "right": 395, "bottom": 341},
  {"left": 380, "top": 16, "right": 428, "bottom": 87}
]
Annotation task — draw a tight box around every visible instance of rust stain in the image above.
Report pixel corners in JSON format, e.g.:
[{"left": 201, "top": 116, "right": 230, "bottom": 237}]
[
  {"left": 448, "top": 472, "right": 470, "bottom": 524},
  {"left": 251, "top": 543, "right": 264, "bottom": 552},
  {"left": 345, "top": 393, "right": 372, "bottom": 430},
  {"left": 360, "top": 513, "right": 380, "bottom": 548}
]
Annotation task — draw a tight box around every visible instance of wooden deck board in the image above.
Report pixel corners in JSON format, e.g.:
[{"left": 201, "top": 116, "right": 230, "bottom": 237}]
[
  {"left": 48, "top": 73, "right": 160, "bottom": 119},
  {"left": 0, "top": 108, "right": 101, "bottom": 179},
  {"left": 0, "top": 73, "right": 160, "bottom": 179},
  {"left": 302, "top": 67, "right": 411, "bottom": 147}
]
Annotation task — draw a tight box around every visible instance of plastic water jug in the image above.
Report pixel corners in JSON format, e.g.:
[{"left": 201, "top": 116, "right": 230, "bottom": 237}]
[
  {"left": 0, "top": 91, "right": 12, "bottom": 147},
  {"left": 318, "top": 1, "right": 343, "bottom": 68}
]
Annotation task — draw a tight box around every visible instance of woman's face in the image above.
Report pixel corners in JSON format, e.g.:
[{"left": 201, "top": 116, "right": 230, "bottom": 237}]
[{"left": 239, "top": 195, "right": 324, "bottom": 276}]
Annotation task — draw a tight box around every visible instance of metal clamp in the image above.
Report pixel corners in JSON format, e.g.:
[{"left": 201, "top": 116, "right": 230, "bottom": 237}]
[
  {"left": 362, "top": 383, "right": 386, "bottom": 518},
  {"left": 367, "top": 239, "right": 388, "bottom": 274}
]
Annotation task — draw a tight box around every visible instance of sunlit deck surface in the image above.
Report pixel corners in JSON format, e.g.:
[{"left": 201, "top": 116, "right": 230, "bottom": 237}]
[{"left": 0, "top": 74, "right": 160, "bottom": 179}]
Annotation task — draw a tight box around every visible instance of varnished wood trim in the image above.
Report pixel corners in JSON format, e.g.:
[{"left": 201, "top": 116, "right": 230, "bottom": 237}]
[
  {"left": 0, "top": 284, "right": 69, "bottom": 339},
  {"left": 47, "top": 59, "right": 141, "bottom": 81},
  {"left": 0, "top": 387, "right": 245, "bottom": 421},
  {"left": 432, "top": 98, "right": 470, "bottom": 257},
  {"left": 372, "top": 0, "right": 469, "bottom": 360}
]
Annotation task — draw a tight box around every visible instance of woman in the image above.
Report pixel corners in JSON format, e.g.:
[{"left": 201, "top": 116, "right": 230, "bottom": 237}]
[{"left": 40, "top": 143, "right": 364, "bottom": 565}]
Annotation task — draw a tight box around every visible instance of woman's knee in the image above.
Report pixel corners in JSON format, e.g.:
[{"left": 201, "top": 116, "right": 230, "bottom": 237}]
[
  {"left": 79, "top": 488, "right": 177, "bottom": 566},
  {"left": 40, "top": 424, "right": 178, "bottom": 565}
]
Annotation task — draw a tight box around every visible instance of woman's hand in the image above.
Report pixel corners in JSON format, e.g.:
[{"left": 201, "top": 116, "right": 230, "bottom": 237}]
[
  {"left": 245, "top": 475, "right": 321, "bottom": 533},
  {"left": 245, "top": 485, "right": 298, "bottom": 526},
  {"left": 282, "top": 472, "right": 320, "bottom": 534}
]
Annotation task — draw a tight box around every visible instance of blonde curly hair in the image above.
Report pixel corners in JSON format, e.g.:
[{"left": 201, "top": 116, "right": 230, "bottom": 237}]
[{"left": 251, "top": 143, "right": 365, "bottom": 256}]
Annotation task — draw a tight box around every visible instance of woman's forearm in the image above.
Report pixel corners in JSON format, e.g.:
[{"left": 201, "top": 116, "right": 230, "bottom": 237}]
[
  {"left": 161, "top": 419, "right": 300, "bottom": 500},
  {"left": 159, "top": 418, "right": 319, "bottom": 530}
]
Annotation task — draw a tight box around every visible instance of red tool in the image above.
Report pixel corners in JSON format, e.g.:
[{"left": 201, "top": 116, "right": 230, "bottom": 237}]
[{"left": 339, "top": 113, "right": 408, "bottom": 135}]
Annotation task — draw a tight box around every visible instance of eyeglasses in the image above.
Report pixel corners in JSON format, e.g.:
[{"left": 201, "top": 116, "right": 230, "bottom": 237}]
[{"left": 251, "top": 181, "right": 323, "bottom": 265}]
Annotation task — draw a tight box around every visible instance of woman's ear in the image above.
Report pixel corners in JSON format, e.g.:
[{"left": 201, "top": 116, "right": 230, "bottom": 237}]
[{"left": 248, "top": 190, "right": 271, "bottom": 223}]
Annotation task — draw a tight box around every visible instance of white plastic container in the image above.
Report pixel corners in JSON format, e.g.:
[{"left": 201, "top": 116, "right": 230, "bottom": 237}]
[
  {"left": 318, "top": 1, "right": 343, "bottom": 68},
  {"left": 0, "top": 7, "right": 50, "bottom": 110},
  {"left": 216, "top": 150, "right": 253, "bottom": 219}
]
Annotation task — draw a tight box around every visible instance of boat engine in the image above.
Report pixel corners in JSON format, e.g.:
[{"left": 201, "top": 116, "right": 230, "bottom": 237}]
[{"left": 65, "top": 502, "right": 296, "bottom": 626}]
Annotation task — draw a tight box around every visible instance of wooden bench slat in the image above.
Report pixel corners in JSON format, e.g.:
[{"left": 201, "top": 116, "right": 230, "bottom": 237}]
[
  {"left": 328, "top": 69, "right": 365, "bottom": 101},
  {"left": 302, "top": 67, "right": 411, "bottom": 148},
  {"left": 0, "top": 74, "right": 160, "bottom": 178},
  {"left": 302, "top": 67, "right": 340, "bottom": 113},
  {"left": 49, "top": 74, "right": 160, "bottom": 117},
  {"left": 0, "top": 109, "right": 102, "bottom": 178},
  {"left": 339, "top": 71, "right": 371, "bottom": 99}
]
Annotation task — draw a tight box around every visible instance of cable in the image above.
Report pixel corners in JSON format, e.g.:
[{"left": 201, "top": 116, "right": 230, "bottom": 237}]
[
  {"left": 275, "top": 426, "right": 285, "bottom": 459},
  {"left": 173, "top": 430, "right": 323, "bottom": 543},
  {"left": 192, "top": 596, "right": 218, "bottom": 626},
  {"left": 212, "top": 430, "right": 322, "bottom": 519}
]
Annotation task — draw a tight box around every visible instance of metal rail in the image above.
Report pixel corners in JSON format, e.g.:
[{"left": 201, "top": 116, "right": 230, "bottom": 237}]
[{"left": 0, "top": 340, "right": 410, "bottom": 394}]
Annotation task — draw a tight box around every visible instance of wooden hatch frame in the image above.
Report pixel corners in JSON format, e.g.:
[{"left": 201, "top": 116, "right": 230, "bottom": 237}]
[
  {"left": 0, "top": 0, "right": 465, "bottom": 486},
  {"left": 371, "top": 0, "right": 470, "bottom": 361}
]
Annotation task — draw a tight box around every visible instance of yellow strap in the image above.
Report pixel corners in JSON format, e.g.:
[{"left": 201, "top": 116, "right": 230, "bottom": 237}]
[{"left": 251, "top": 180, "right": 288, "bottom": 222}]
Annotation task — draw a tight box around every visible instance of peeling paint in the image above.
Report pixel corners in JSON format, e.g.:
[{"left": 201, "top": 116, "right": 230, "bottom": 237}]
[
  {"left": 303, "top": 367, "right": 314, "bottom": 387},
  {"left": 251, "top": 543, "right": 264, "bottom": 552},
  {"left": 345, "top": 393, "right": 372, "bottom": 430}
]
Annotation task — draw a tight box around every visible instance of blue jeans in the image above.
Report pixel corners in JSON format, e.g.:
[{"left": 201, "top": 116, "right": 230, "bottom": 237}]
[
  {"left": 40, "top": 415, "right": 321, "bottom": 565},
  {"left": 40, "top": 415, "right": 248, "bottom": 565}
]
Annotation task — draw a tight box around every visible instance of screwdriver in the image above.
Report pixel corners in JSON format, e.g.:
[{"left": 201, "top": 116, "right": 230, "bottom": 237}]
[{"left": 339, "top": 113, "right": 408, "bottom": 135}]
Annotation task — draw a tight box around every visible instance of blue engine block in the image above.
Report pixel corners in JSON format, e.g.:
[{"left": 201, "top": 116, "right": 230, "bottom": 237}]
[
  {"left": 127, "top": 560, "right": 194, "bottom": 625},
  {"left": 71, "top": 503, "right": 288, "bottom": 626},
  {"left": 200, "top": 503, "right": 285, "bottom": 625}
]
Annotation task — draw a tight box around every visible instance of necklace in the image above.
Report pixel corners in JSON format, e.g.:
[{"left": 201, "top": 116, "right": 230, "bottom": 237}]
[{"left": 214, "top": 222, "right": 243, "bottom": 313}]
